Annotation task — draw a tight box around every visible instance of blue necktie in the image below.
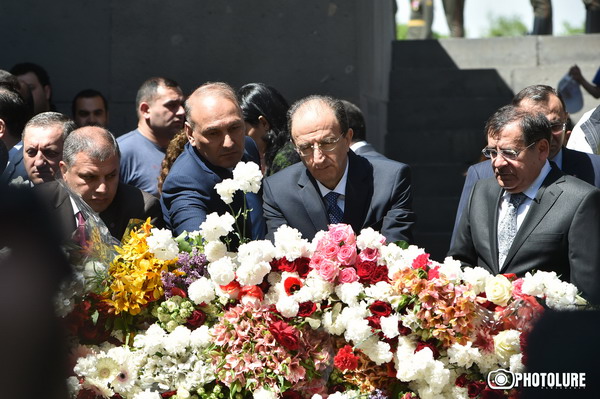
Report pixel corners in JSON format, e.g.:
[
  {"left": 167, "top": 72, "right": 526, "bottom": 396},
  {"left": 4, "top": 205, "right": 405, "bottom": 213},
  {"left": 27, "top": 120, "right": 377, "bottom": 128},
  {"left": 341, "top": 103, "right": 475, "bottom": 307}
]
[{"left": 324, "top": 192, "right": 344, "bottom": 224}]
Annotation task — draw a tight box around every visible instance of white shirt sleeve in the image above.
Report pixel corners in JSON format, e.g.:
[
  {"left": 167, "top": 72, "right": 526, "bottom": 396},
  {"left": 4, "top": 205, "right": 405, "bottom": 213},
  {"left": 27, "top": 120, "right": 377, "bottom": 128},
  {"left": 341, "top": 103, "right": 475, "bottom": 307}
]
[{"left": 566, "top": 109, "right": 596, "bottom": 154}]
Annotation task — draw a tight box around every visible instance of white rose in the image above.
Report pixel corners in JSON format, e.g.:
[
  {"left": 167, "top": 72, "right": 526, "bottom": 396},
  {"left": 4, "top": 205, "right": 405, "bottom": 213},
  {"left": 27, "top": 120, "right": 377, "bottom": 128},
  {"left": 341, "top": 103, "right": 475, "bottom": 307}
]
[
  {"left": 493, "top": 329, "right": 521, "bottom": 365},
  {"left": 485, "top": 274, "right": 513, "bottom": 306}
]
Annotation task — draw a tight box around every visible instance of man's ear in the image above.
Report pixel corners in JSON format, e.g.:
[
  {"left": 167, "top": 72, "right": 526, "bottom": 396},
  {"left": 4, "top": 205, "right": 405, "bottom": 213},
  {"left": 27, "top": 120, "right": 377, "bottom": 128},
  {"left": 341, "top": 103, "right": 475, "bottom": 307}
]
[
  {"left": 139, "top": 102, "right": 150, "bottom": 119},
  {"left": 43, "top": 85, "right": 51, "bottom": 102},
  {"left": 538, "top": 139, "right": 550, "bottom": 159},
  {"left": 59, "top": 160, "right": 68, "bottom": 176},
  {"left": 185, "top": 122, "right": 195, "bottom": 145},
  {"left": 346, "top": 128, "right": 354, "bottom": 143}
]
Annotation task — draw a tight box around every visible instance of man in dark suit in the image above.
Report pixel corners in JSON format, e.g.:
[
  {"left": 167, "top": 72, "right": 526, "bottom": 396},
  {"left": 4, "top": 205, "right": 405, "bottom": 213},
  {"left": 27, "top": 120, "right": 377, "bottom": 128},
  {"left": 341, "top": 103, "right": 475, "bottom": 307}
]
[
  {"left": 34, "top": 126, "right": 162, "bottom": 242},
  {"left": 451, "top": 85, "right": 600, "bottom": 246},
  {"left": 263, "top": 95, "right": 415, "bottom": 243},
  {"left": 342, "top": 99, "right": 386, "bottom": 160},
  {"left": 160, "top": 82, "right": 265, "bottom": 239},
  {"left": 449, "top": 105, "right": 600, "bottom": 304}
]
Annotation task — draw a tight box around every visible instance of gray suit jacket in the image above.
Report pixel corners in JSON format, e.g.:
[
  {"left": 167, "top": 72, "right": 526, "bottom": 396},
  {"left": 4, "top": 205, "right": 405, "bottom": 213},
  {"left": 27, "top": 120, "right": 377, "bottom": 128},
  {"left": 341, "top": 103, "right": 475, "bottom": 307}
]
[
  {"left": 449, "top": 165, "right": 600, "bottom": 304},
  {"left": 353, "top": 142, "right": 387, "bottom": 160},
  {"left": 263, "top": 150, "right": 415, "bottom": 243}
]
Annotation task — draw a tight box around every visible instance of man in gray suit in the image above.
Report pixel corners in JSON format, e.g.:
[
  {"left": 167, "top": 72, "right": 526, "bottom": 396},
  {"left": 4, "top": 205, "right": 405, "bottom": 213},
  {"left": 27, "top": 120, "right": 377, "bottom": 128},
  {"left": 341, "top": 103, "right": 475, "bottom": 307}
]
[
  {"left": 342, "top": 100, "right": 386, "bottom": 160},
  {"left": 263, "top": 95, "right": 415, "bottom": 243},
  {"left": 449, "top": 105, "right": 600, "bottom": 304}
]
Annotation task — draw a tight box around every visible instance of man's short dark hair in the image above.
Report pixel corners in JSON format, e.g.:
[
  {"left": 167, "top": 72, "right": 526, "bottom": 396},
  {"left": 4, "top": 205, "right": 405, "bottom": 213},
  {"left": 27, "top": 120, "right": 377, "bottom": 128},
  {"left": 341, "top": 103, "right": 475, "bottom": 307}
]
[
  {"left": 24, "top": 112, "right": 77, "bottom": 141},
  {"left": 10, "top": 62, "right": 51, "bottom": 87},
  {"left": 512, "top": 84, "right": 567, "bottom": 116},
  {"left": 135, "top": 77, "right": 181, "bottom": 111},
  {"left": 486, "top": 104, "right": 552, "bottom": 146},
  {"left": 287, "top": 95, "right": 349, "bottom": 139},
  {"left": 0, "top": 87, "right": 29, "bottom": 140},
  {"left": 341, "top": 100, "right": 366, "bottom": 142},
  {"left": 0, "top": 70, "right": 22, "bottom": 94},
  {"left": 71, "top": 89, "right": 109, "bottom": 117}
]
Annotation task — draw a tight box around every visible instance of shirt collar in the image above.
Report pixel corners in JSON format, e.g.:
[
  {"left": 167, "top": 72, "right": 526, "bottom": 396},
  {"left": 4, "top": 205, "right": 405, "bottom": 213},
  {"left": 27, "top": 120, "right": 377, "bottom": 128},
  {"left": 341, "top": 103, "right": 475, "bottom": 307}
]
[
  {"left": 316, "top": 158, "right": 349, "bottom": 197},
  {"left": 550, "top": 148, "right": 563, "bottom": 169},
  {"left": 350, "top": 141, "right": 367, "bottom": 151}
]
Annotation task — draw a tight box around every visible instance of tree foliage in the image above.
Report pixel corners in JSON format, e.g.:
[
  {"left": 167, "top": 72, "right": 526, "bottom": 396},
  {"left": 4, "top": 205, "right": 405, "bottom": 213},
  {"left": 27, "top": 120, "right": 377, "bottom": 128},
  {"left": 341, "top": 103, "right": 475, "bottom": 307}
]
[{"left": 485, "top": 13, "right": 528, "bottom": 37}]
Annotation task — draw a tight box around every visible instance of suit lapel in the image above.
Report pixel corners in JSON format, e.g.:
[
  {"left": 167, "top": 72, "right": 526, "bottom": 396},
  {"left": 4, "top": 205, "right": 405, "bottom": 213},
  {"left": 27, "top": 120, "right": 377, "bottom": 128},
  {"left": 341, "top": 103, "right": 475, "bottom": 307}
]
[
  {"left": 488, "top": 184, "right": 503, "bottom": 274},
  {"left": 298, "top": 170, "right": 328, "bottom": 232},
  {"left": 503, "top": 168, "right": 564, "bottom": 269},
  {"left": 344, "top": 152, "right": 372, "bottom": 234}
]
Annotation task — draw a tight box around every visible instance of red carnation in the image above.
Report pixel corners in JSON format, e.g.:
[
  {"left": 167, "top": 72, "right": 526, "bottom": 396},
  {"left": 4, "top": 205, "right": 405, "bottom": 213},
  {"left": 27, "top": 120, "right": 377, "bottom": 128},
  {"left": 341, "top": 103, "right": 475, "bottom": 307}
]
[
  {"left": 467, "top": 381, "right": 487, "bottom": 398},
  {"left": 455, "top": 374, "right": 469, "bottom": 387},
  {"left": 269, "top": 320, "right": 300, "bottom": 350},
  {"left": 334, "top": 345, "right": 360, "bottom": 371},
  {"left": 284, "top": 276, "right": 303, "bottom": 296},
  {"left": 427, "top": 266, "right": 440, "bottom": 280},
  {"left": 367, "top": 315, "right": 382, "bottom": 330},
  {"left": 369, "top": 300, "right": 392, "bottom": 317},
  {"left": 186, "top": 309, "right": 206, "bottom": 328},
  {"left": 412, "top": 253, "right": 430, "bottom": 270},
  {"left": 297, "top": 301, "right": 317, "bottom": 317}
]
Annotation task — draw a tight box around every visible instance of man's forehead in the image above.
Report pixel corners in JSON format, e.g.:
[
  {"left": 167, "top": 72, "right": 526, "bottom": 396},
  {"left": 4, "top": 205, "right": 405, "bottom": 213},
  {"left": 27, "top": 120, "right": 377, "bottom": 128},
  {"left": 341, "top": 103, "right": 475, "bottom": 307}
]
[
  {"left": 292, "top": 103, "right": 337, "bottom": 133},
  {"left": 24, "top": 125, "right": 63, "bottom": 142},
  {"left": 519, "top": 95, "right": 564, "bottom": 118}
]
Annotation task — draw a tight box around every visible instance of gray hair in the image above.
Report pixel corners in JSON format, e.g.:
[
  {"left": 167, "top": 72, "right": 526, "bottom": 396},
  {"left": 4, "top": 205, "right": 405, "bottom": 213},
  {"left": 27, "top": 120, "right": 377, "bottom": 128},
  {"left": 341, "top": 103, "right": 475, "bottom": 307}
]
[
  {"left": 62, "top": 126, "right": 120, "bottom": 167},
  {"left": 185, "top": 82, "right": 240, "bottom": 130},
  {"left": 23, "top": 112, "right": 76, "bottom": 141}
]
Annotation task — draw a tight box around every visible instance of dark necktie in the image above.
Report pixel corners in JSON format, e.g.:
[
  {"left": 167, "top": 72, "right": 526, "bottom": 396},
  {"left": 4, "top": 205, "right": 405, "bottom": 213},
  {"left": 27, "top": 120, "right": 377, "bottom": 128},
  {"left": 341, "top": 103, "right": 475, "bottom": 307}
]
[
  {"left": 324, "top": 191, "right": 344, "bottom": 224},
  {"left": 498, "top": 193, "right": 527, "bottom": 267}
]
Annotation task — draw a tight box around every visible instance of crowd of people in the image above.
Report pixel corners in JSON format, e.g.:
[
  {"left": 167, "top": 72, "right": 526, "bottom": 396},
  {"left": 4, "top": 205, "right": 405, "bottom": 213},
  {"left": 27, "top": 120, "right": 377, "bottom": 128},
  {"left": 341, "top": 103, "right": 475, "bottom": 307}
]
[{"left": 1, "top": 62, "right": 600, "bottom": 307}]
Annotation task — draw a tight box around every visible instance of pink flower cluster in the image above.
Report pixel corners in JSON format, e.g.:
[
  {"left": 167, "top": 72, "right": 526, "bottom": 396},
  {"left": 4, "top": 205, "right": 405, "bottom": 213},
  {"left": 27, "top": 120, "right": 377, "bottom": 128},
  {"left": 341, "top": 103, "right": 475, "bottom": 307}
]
[
  {"left": 309, "top": 224, "right": 388, "bottom": 285},
  {"left": 210, "top": 302, "right": 331, "bottom": 394}
]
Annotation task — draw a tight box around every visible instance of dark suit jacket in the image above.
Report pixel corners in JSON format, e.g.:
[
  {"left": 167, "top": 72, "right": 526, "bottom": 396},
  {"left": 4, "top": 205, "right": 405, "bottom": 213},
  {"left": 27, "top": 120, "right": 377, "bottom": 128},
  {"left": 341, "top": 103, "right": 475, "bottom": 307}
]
[
  {"left": 160, "top": 137, "right": 266, "bottom": 239},
  {"left": 352, "top": 142, "right": 387, "bottom": 160},
  {"left": 34, "top": 180, "right": 163, "bottom": 242},
  {"left": 262, "top": 150, "right": 415, "bottom": 243},
  {"left": 0, "top": 145, "right": 27, "bottom": 185},
  {"left": 449, "top": 165, "right": 600, "bottom": 304},
  {"left": 451, "top": 148, "right": 600, "bottom": 247}
]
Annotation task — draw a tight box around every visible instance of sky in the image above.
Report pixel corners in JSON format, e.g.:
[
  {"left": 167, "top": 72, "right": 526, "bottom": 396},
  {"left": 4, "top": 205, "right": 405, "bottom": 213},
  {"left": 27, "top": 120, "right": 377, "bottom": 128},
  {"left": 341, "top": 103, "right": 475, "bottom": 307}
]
[{"left": 396, "top": 0, "right": 586, "bottom": 38}]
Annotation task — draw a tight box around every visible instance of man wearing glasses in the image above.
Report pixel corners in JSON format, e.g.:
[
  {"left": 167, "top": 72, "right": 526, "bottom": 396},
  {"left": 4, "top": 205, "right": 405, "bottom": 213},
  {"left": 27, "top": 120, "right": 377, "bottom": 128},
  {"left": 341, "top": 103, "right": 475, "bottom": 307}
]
[
  {"left": 451, "top": 85, "right": 600, "bottom": 247},
  {"left": 262, "top": 95, "right": 415, "bottom": 242},
  {"left": 449, "top": 105, "right": 600, "bottom": 304}
]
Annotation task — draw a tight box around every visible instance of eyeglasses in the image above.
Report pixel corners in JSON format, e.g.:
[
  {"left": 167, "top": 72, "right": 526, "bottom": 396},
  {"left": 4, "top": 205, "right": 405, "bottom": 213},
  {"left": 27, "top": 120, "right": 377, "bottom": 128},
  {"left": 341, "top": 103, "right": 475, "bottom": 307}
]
[
  {"left": 550, "top": 122, "right": 566, "bottom": 134},
  {"left": 294, "top": 134, "right": 345, "bottom": 157},
  {"left": 481, "top": 141, "right": 537, "bottom": 161}
]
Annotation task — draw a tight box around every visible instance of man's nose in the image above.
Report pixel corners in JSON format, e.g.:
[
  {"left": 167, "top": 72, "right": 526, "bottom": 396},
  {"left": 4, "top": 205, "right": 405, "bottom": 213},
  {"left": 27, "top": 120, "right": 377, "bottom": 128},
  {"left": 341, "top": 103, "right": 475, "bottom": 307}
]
[
  {"left": 223, "top": 134, "right": 235, "bottom": 148},
  {"left": 33, "top": 152, "right": 47, "bottom": 166}
]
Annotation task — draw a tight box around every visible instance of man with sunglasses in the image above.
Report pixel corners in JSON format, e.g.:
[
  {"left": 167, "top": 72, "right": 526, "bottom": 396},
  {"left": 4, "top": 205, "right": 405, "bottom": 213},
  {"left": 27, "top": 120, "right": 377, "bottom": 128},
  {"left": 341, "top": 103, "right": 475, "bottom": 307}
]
[
  {"left": 449, "top": 105, "right": 600, "bottom": 304},
  {"left": 262, "top": 95, "right": 415, "bottom": 242},
  {"left": 451, "top": 85, "right": 600, "bottom": 247}
]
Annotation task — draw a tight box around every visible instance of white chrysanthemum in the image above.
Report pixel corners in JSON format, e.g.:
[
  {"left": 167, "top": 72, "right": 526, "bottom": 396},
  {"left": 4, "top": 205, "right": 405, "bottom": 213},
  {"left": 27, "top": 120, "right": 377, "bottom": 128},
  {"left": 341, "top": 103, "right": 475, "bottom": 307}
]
[
  {"left": 207, "top": 256, "right": 236, "bottom": 285},
  {"left": 82, "top": 377, "right": 114, "bottom": 398},
  {"left": 381, "top": 314, "right": 400, "bottom": 338},
  {"left": 237, "top": 260, "right": 271, "bottom": 286},
  {"left": 379, "top": 243, "right": 405, "bottom": 271},
  {"left": 253, "top": 387, "right": 277, "bottom": 399},
  {"left": 447, "top": 342, "right": 480, "bottom": 368},
  {"left": 147, "top": 228, "right": 179, "bottom": 261},
  {"left": 133, "top": 389, "right": 162, "bottom": 399},
  {"left": 322, "top": 303, "right": 346, "bottom": 335},
  {"left": 294, "top": 271, "right": 334, "bottom": 302},
  {"left": 190, "top": 325, "right": 212, "bottom": 349},
  {"left": 509, "top": 353, "right": 525, "bottom": 373},
  {"left": 494, "top": 329, "right": 520, "bottom": 365},
  {"left": 544, "top": 278, "right": 579, "bottom": 310},
  {"left": 133, "top": 324, "right": 167, "bottom": 353},
  {"left": 400, "top": 312, "right": 421, "bottom": 331},
  {"left": 188, "top": 277, "right": 216, "bottom": 305},
  {"left": 521, "top": 270, "right": 556, "bottom": 297},
  {"left": 437, "top": 257, "right": 464, "bottom": 281},
  {"left": 356, "top": 228, "right": 386, "bottom": 250},
  {"left": 462, "top": 267, "right": 491, "bottom": 294},
  {"left": 358, "top": 336, "right": 393, "bottom": 364},
  {"left": 475, "top": 351, "right": 501, "bottom": 374},
  {"left": 215, "top": 178, "right": 239, "bottom": 204},
  {"left": 341, "top": 300, "right": 369, "bottom": 321},
  {"left": 111, "top": 359, "right": 140, "bottom": 395},
  {"left": 335, "top": 281, "right": 363, "bottom": 306},
  {"left": 233, "top": 161, "right": 263, "bottom": 193},
  {"left": 427, "top": 360, "right": 451, "bottom": 393},
  {"left": 273, "top": 225, "right": 310, "bottom": 260},
  {"left": 396, "top": 345, "right": 433, "bottom": 381},
  {"left": 66, "top": 376, "right": 81, "bottom": 397},
  {"left": 199, "top": 212, "right": 235, "bottom": 241},
  {"left": 344, "top": 317, "right": 372, "bottom": 344},
  {"left": 276, "top": 295, "right": 299, "bottom": 318},
  {"left": 204, "top": 240, "right": 228, "bottom": 262},
  {"left": 237, "top": 240, "right": 276, "bottom": 264},
  {"left": 93, "top": 355, "right": 120, "bottom": 382},
  {"left": 164, "top": 325, "right": 191, "bottom": 356},
  {"left": 364, "top": 281, "right": 392, "bottom": 300}
]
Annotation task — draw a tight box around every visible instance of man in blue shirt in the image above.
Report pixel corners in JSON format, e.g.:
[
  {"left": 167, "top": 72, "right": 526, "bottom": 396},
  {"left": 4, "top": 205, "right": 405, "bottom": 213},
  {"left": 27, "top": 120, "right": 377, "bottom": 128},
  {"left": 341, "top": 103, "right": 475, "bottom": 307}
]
[{"left": 118, "top": 77, "right": 185, "bottom": 197}]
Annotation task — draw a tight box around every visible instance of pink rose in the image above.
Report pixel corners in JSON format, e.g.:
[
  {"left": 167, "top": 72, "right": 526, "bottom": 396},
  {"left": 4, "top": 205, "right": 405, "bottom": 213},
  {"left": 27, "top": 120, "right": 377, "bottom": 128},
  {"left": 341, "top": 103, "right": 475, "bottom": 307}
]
[
  {"left": 337, "top": 244, "right": 357, "bottom": 265},
  {"left": 323, "top": 241, "right": 340, "bottom": 259},
  {"left": 329, "top": 224, "right": 356, "bottom": 246},
  {"left": 309, "top": 253, "right": 324, "bottom": 270},
  {"left": 358, "top": 247, "right": 379, "bottom": 262},
  {"left": 318, "top": 259, "right": 340, "bottom": 281},
  {"left": 338, "top": 267, "right": 359, "bottom": 283}
]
